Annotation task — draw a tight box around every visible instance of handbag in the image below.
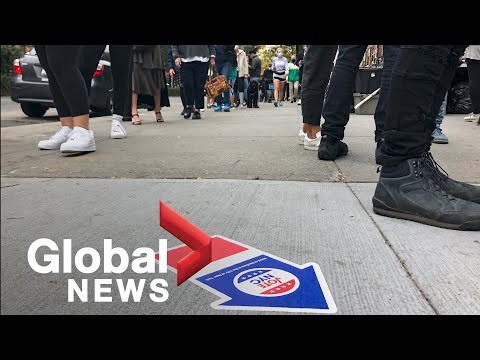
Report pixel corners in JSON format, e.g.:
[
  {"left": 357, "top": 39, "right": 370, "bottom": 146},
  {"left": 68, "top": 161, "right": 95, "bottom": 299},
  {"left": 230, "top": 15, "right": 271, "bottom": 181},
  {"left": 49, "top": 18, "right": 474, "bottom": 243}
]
[
  {"left": 172, "top": 72, "right": 182, "bottom": 88},
  {"left": 204, "top": 65, "right": 229, "bottom": 98}
]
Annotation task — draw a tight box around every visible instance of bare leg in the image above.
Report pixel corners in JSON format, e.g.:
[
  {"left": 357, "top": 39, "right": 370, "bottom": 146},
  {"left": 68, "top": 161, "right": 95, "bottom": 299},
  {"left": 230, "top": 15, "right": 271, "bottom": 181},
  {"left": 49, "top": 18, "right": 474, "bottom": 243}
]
[
  {"left": 60, "top": 116, "right": 74, "bottom": 128},
  {"left": 131, "top": 92, "right": 141, "bottom": 124},
  {"left": 73, "top": 114, "right": 90, "bottom": 130},
  {"left": 154, "top": 89, "right": 164, "bottom": 122},
  {"left": 279, "top": 81, "right": 285, "bottom": 101}
]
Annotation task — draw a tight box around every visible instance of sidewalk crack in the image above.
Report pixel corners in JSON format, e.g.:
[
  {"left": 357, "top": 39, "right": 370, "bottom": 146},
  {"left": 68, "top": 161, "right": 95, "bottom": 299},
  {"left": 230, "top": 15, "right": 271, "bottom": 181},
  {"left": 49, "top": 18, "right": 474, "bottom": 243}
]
[{"left": 346, "top": 182, "right": 440, "bottom": 315}]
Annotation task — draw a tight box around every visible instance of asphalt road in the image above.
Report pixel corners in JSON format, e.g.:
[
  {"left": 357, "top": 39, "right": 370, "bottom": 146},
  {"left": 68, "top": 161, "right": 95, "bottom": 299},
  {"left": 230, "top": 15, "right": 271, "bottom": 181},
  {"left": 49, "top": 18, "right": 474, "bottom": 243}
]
[{"left": 0, "top": 97, "right": 107, "bottom": 128}]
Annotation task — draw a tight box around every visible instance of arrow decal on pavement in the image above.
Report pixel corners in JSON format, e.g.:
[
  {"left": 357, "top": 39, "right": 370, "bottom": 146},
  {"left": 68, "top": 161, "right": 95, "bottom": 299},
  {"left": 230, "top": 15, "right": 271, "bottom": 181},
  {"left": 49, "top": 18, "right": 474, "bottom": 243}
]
[{"left": 159, "top": 202, "right": 337, "bottom": 314}]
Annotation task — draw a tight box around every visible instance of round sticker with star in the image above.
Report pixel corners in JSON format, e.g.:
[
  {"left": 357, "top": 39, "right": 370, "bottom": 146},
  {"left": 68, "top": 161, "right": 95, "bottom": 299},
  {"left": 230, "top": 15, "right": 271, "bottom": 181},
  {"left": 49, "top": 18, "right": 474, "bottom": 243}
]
[{"left": 233, "top": 268, "right": 300, "bottom": 297}]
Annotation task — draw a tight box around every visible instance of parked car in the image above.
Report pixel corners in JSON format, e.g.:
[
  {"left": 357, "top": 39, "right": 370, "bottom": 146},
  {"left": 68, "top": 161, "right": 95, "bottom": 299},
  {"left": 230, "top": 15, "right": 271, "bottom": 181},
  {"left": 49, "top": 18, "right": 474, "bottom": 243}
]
[{"left": 10, "top": 46, "right": 113, "bottom": 117}]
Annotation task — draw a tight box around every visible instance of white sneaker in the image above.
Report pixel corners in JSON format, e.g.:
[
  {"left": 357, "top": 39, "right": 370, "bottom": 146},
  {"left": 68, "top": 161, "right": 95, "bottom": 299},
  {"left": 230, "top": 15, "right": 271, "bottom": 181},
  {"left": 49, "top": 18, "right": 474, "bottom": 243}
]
[
  {"left": 297, "top": 99, "right": 302, "bottom": 105},
  {"left": 279, "top": 101, "right": 283, "bottom": 107},
  {"left": 38, "top": 126, "right": 72, "bottom": 150},
  {"left": 60, "top": 127, "right": 96, "bottom": 153},
  {"left": 298, "top": 129, "right": 306, "bottom": 145},
  {"left": 304, "top": 131, "right": 321, "bottom": 151},
  {"left": 200, "top": 108, "right": 205, "bottom": 112},
  {"left": 111, "top": 120, "right": 127, "bottom": 139},
  {"left": 464, "top": 112, "right": 475, "bottom": 121}
]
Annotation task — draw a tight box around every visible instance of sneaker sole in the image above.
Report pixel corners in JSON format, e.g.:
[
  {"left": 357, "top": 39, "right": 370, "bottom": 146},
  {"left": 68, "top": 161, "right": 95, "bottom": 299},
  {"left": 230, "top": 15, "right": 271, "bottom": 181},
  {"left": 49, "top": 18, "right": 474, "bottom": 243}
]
[
  {"left": 38, "top": 144, "right": 61, "bottom": 150},
  {"left": 372, "top": 198, "right": 480, "bottom": 231},
  {"left": 304, "top": 144, "right": 319, "bottom": 151},
  {"left": 61, "top": 145, "right": 96, "bottom": 153},
  {"left": 111, "top": 133, "right": 126, "bottom": 139},
  {"left": 432, "top": 139, "right": 448, "bottom": 144}
]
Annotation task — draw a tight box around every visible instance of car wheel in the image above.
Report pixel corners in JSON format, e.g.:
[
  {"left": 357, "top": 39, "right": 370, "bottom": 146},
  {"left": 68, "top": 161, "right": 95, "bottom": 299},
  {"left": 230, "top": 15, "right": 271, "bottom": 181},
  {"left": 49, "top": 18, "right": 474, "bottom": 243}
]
[{"left": 20, "top": 103, "right": 48, "bottom": 118}]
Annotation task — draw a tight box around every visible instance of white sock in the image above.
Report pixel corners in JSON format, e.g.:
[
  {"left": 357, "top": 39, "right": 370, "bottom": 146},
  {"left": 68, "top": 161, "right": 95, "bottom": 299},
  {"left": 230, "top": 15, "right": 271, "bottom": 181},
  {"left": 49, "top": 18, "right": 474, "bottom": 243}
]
[
  {"left": 239, "top": 92, "right": 244, "bottom": 104},
  {"left": 112, "top": 114, "right": 122, "bottom": 123}
]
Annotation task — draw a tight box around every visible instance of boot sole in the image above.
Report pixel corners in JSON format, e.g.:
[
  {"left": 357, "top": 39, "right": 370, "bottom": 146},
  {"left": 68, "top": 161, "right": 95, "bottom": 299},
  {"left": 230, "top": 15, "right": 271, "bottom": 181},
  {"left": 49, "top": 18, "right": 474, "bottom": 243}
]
[
  {"left": 372, "top": 197, "right": 480, "bottom": 231},
  {"left": 318, "top": 145, "right": 349, "bottom": 161}
]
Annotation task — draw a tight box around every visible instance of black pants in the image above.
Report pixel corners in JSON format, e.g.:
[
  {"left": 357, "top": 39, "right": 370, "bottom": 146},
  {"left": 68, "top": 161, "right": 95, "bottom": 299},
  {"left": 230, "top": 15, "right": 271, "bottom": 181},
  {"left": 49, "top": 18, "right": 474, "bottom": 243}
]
[
  {"left": 466, "top": 58, "right": 480, "bottom": 113},
  {"left": 380, "top": 45, "right": 467, "bottom": 166},
  {"left": 182, "top": 61, "right": 209, "bottom": 110},
  {"left": 180, "top": 86, "right": 187, "bottom": 108},
  {"left": 322, "top": 45, "right": 400, "bottom": 142},
  {"left": 79, "top": 45, "right": 133, "bottom": 118},
  {"left": 35, "top": 45, "right": 89, "bottom": 118},
  {"left": 301, "top": 45, "right": 338, "bottom": 125}
]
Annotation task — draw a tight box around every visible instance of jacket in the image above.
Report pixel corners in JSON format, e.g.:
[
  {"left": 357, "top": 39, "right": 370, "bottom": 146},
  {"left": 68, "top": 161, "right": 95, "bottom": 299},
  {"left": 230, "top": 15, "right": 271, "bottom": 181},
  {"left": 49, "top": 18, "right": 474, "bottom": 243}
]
[
  {"left": 249, "top": 55, "right": 261, "bottom": 78},
  {"left": 171, "top": 45, "right": 215, "bottom": 61},
  {"left": 215, "top": 45, "right": 235, "bottom": 65},
  {"left": 167, "top": 46, "right": 180, "bottom": 73},
  {"left": 236, "top": 49, "right": 249, "bottom": 77}
]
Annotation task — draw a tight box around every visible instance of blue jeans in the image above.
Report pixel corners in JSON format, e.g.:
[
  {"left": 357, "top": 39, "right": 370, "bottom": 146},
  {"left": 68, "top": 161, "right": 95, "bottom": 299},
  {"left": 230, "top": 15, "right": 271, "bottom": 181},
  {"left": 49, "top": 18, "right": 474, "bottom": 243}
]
[
  {"left": 436, "top": 93, "right": 448, "bottom": 127},
  {"left": 244, "top": 78, "right": 249, "bottom": 100},
  {"left": 215, "top": 62, "right": 232, "bottom": 105}
]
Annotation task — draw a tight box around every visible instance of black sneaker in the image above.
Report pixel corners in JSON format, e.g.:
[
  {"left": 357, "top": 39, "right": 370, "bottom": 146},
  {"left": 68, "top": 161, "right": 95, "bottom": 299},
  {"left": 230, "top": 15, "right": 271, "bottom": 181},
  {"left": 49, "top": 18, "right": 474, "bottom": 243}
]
[
  {"left": 180, "top": 108, "right": 186, "bottom": 116},
  {"left": 375, "top": 139, "right": 384, "bottom": 165},
  {"left": 421, "top": 152, "right": 480, "bottom": 204},
  {"left": 318, "top": 136, "right": 349, "bottom": 161},
  {"left": 192, "top": 111, "right": 201, "bottom": 120},
  {"left": 184, "top": 107, "right": 192, "bottom": 119},
  {"left": 372, "top": 158, "right": 480, "bottom": 230},
  {"left": 274, "top": 101, "right": 278, "bottom": 107}
]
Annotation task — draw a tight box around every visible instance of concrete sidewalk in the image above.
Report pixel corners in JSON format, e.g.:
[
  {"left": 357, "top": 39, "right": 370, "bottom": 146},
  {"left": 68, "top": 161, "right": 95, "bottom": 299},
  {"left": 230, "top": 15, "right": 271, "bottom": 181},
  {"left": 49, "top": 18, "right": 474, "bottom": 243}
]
[{"left": 1, "top": 98, "right": 479, "bottom": 315}]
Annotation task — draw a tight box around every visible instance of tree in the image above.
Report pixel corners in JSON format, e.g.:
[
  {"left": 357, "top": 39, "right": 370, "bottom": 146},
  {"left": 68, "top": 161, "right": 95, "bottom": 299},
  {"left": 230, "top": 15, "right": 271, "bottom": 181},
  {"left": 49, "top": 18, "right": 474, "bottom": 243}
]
[{"left": 257, "top": 45, "right": 296, "bottom": 70}]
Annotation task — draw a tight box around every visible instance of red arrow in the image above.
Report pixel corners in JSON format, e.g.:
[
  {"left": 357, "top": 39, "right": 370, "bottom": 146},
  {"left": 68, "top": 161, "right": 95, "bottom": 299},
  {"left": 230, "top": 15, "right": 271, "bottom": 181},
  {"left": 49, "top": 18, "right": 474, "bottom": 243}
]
[{"left": 159, "top": 201, "right": 212, "bottom": 285}]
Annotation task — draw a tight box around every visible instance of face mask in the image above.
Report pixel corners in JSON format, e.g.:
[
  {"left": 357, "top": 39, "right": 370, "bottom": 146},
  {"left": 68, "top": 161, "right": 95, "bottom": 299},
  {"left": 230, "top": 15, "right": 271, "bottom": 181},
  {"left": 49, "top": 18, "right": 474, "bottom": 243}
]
[{"left": 277, "top": 52, "right": 283, "bottom": 57}]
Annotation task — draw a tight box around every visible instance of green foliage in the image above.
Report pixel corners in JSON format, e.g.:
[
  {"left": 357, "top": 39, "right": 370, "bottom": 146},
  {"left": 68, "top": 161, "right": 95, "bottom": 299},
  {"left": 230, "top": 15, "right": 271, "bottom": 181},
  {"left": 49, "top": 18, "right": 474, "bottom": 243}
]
[
  {"left": 257, "top": 45, "right": 296, "bottom": 71},
  {"left": 1, "top": 45, "right": 25, "bottom": 96}
]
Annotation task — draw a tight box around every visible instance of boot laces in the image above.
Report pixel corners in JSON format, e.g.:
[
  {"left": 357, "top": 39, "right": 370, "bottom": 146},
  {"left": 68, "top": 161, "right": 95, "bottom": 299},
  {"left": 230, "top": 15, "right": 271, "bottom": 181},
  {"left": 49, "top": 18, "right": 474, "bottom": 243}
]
[{"left": 416, "top": 152, "right": 455, "bottom": 201}]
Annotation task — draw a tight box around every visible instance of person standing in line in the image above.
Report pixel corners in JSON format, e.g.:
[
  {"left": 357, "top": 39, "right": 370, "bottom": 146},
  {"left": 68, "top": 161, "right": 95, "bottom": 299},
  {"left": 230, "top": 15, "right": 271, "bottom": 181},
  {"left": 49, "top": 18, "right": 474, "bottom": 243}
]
[
  {"left": 296, "top": 45, "right": 307, "bottom": 105},
  {"left": 287, "top": 54, "right": 300, "bottom": 103},
  {"left": 463, "top": 45, "right": 480, "bottom": 124},
  {"left": 130, "top": 45, "right": 169, "bottom": 125},
  {"left": 299, "top": 45, "right": 338, "bottom": 150},
  {"left": 167, "top": 46, "right": 188, "bottom": 116},
  {"left": 235, "top": 45, "right": 249, "bottom": 108},
  {"left": 374, "top": 45, "right": 480, "bottom": 230},
  {"left": 272, "top": 47, "right": 288, "bottom": 107},
  {"left": 214, "top": 45, "right": 235, "bottom": 112},
  {"left": 316, "top": 45, "right": 400, "bottom": 159},
  {"left": 36, "top": 45, "right": 96, "bottom": 154},
  {"left": 171, "top": 45, "right": 216, "bottom": 120},
  {"left": 78, "top": 44, "right": 133, "bottom": 139},
  {"left": 248, "top": 48, "right": 262, "bottom": 107}
]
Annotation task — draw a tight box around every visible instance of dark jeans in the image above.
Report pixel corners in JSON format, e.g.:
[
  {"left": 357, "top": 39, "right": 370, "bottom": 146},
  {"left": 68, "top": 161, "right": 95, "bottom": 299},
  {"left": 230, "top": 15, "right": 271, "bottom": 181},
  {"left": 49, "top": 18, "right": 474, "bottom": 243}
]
[
  {"left": 301, "top": 45, "right": 338, "bottom": 126},
  {"left": 322, "top": 45, "right": 400, "bottom": 142},
  {"left": 466, "top": 58, "right": 480, "bottom": 113},
  {"left": 182, "top": 61, "right": 209, "bottom": 110},
  {"left": 380, "top": 45, "right": 467, "bottom": 166},
  {"left": 79, "top": 45, "right": 133, "bottom": 118},
  {"left": 214, "top": 62, "right": 231, "bottom": 105},
  {"left": 35, "top": 45, "right": 89, "bottom": 118}
]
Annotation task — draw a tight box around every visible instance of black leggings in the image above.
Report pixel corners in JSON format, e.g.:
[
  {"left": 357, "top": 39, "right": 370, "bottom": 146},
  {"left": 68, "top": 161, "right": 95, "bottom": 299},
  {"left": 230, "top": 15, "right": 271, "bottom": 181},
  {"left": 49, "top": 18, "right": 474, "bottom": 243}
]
[
  {"left": 466, "top": 58, "right": 480, "bottom": 113},
  {"left": 35, "top": 45, "right": 89, "bottom": 118},
  {"left": 79, "top": 45, "right": 133, "bottom": 118}
]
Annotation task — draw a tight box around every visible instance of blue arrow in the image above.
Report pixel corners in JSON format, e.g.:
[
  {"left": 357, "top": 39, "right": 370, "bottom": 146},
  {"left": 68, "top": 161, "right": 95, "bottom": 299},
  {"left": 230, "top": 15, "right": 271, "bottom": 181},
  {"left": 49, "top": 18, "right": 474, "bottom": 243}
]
[{"left": 195, "top": 255, "right": 330, "bottom": 311}]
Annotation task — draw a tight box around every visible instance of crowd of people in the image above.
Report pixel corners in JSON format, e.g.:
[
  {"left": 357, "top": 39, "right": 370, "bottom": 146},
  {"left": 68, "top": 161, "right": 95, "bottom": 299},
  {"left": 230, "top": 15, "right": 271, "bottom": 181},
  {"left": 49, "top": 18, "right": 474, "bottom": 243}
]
[{"left": 33, "top": 44, "right": 480, "bottom": 231}]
